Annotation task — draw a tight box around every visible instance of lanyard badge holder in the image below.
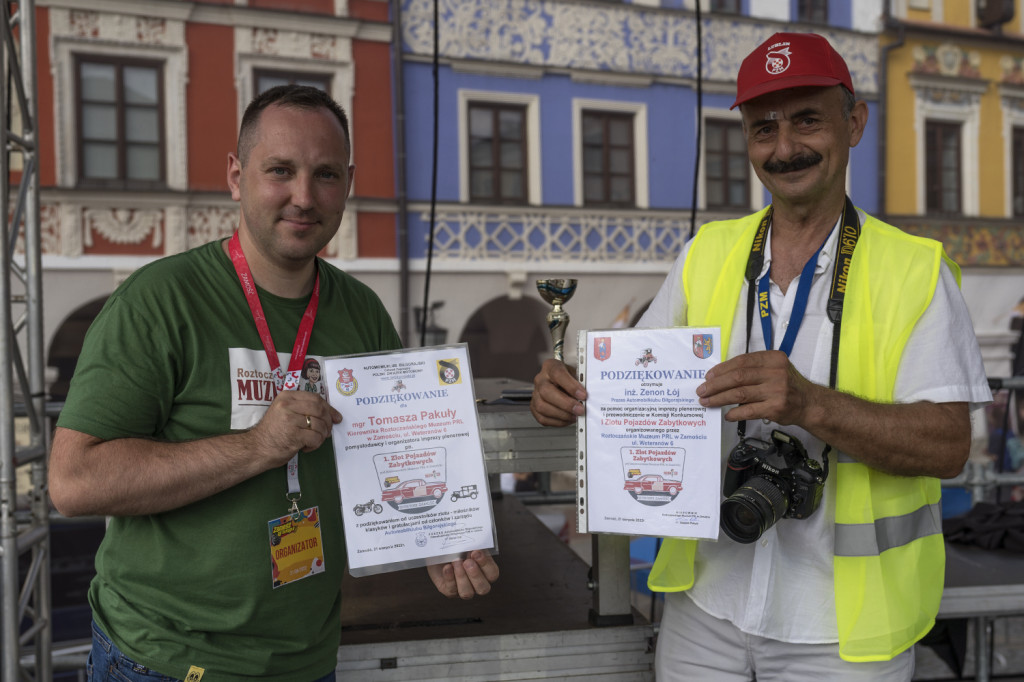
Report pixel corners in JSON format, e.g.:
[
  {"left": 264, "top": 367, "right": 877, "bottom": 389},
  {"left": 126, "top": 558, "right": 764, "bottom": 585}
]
[
  {"left": 721, "top": 199, "right": 860, "bottom": 543},
  {"left": 229, "top": 232, "right": 328, "bottom": 587}
]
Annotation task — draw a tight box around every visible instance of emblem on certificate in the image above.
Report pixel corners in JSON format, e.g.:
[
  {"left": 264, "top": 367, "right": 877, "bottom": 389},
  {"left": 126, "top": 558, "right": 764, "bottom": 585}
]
[
  {"left": 336, "top": 368, "right": 357, "bottom": 395},
  {"left": 437, "top": 358, "right": 462, "bottom": 385},
  {"left": 692, "top": 334, "right": 714, "bottom": 359}
]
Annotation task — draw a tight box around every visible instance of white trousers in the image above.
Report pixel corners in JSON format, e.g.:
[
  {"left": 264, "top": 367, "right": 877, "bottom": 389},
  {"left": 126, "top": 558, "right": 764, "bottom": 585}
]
[{"left": 655, "top": 592, "right": 915, "bottom": 681}]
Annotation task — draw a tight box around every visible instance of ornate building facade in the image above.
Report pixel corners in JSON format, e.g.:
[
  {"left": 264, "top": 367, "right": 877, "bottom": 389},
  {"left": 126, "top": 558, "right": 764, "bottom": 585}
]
[
  {"left": 32, "top": 0, "right": 397, "bottom": 396},
  {"left": 26, "top": 0, "right": 1024, "bottom": 396},
  {"left": 880, "top": 0, "right": 1024, "bottom": 375},
  {"left": 397, "top": 0, "right": 882, "bottom": 377}
]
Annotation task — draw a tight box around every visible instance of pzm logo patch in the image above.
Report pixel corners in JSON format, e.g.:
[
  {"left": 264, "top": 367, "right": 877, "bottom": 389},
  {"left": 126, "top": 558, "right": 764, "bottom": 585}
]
[{"left": 438, "top": 359, "right": 462, "bottom": 385}]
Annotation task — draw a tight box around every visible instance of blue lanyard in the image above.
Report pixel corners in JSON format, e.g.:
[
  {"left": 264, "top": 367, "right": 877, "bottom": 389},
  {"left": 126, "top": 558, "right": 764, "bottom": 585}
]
[
  {"left": 737, "top": 197, "right": 861, "bottom": 464},
  {"left": 756, "top": 230, "right": 832, "bottom": 356}
]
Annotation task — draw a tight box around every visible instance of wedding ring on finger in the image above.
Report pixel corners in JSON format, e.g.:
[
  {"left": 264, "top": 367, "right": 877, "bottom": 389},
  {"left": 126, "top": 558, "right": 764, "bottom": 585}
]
[{"left": 305, "top": 415, "right": 312, "bottom": 429}]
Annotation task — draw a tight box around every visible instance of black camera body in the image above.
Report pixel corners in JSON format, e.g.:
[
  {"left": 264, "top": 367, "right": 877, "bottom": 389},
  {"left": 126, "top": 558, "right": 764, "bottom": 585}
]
[{"left": 720, "top": 430, "right": 825, "bottom": 544}]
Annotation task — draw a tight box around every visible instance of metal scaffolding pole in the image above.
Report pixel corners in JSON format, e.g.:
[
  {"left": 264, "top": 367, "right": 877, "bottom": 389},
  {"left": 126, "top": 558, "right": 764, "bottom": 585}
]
[{"left": 1, "top": 0, "right": 50, "bottom": 680}]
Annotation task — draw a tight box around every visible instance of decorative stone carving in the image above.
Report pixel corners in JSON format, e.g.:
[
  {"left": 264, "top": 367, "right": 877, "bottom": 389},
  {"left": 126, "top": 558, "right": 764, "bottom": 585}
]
[
  {"left": 39, "top": 204, "right": 62, "bottom": 256},
  {"left": 250, "top": 28, "right": 346, "bottom": 61},
  {"left": 55, "top": 9, "right": 184, "bottom": 45},
  {"left": 328, "top": 212, "right": 357, "bottom": 260},
  {"left": 83, "top": 208, "right": 163, "bottom": 248},
  {"left": 920, "top": 86, "right": 983, "bottom": 107},
  {"left": 136, "top": 17, "right": 170, "bottom": 44},
  {"left": 68, "top": 10, "right": 101, "bottom": 39},
  {"left": 401, "top": 0, "right": 878, "bottom": 94},
  {"left": 912, "top": 44, "right": 982, "bottom": 79},
  {"left": 1001, "top": 55, "right": 1024, "bottom": 85},
  {"left": 187, "top": 207, "right": 238, "bottom": 249},
  {"left": 60, "top": 204, "right": 83, "bottom": 259},
  {"left": 164, "top": 206, "right": 188, "bottom": 255}
]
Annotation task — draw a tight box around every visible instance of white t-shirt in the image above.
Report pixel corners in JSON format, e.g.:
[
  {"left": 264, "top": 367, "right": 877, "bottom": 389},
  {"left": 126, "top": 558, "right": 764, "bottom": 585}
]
[{"left": 636, "top": 211, "right": 992, "bottom": 643}]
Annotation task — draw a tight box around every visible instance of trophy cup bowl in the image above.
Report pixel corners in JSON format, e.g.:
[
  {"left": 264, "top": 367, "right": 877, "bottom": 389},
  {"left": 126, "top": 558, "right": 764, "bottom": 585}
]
[{"left": 536, "top": 279, "right": 578, "bottom": 362}]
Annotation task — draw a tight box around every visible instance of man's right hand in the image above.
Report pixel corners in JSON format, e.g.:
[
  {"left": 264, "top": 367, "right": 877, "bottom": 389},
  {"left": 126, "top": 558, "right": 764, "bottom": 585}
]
[
  {"left": 530, "top": 358, "right": 587, "bottom": 427},
  {"left": 245, "top": 390, "right": 342, "bottom": 468}
]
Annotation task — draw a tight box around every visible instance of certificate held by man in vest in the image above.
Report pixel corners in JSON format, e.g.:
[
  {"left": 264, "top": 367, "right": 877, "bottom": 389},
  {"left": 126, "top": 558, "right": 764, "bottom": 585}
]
[{"left": 577, "top": 327, "right": 722, "bottom": 539}]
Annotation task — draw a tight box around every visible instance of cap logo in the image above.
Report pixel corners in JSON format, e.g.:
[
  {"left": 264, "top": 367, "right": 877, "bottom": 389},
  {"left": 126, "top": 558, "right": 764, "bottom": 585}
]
[{"left": 765, "top": 42, "right": 791, "bottom": 75}]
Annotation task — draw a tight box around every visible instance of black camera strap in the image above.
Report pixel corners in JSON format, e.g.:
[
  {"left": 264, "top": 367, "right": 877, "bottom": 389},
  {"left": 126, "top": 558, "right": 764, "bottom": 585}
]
[{"left": 737, "top": 196, "right": 861, "bottom": 474}]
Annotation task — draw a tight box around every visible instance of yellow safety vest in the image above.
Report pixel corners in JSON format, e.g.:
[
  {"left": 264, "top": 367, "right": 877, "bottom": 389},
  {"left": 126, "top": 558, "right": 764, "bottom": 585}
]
[{"left": 647, "top": 207, "right": 960, "bottom": 662}]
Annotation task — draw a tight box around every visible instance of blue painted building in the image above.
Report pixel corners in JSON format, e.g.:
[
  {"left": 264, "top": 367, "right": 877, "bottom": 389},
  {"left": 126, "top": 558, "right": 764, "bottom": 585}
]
[{"left": 397, "top": 0, "right": 881, "bottom": 379}]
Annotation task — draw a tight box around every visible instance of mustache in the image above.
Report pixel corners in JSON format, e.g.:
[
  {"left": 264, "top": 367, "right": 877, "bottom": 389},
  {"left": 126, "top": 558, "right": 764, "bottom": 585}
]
[{"left": 762, "top": 152, "right": 823, "bottom": 174}]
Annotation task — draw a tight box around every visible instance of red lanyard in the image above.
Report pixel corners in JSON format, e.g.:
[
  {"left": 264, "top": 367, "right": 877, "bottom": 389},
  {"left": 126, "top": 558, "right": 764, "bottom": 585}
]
[
  {"left": 228, "top": 232, "right": 320, "bottom": 392},
  {"left": 229, "top": 232, "right": 321, "bottom": 510}
]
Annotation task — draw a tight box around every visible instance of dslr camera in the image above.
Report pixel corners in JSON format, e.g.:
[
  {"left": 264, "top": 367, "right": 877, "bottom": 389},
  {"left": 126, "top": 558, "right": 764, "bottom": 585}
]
[{"left": 720, "top": 430, "right": 825, "bottom": 544}]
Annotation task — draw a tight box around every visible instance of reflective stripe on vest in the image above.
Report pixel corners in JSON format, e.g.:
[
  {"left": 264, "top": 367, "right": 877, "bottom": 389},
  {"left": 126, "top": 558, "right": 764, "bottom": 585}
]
[{"left": 834, "top": 499, "right": 942, "bottom": 556}]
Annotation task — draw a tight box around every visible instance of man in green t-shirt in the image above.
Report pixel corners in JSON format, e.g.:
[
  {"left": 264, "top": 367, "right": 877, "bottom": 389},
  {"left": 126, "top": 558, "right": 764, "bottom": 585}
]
[{"left": 49, "top": 85, "right": 498, "bottom": 682}]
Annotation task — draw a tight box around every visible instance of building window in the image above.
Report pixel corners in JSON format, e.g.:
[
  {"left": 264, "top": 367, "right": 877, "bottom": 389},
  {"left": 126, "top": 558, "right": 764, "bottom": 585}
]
[
  {"left": 467, "top": 102, "right": 527, "bottom": 204},
  {"left": 796, "top": 0, "right": 828, "bottom": 23},
  {"left": 1013, "top": 127, "right": 1024, "bottom": 216},
  {"left": 582, "top": 110, "right": 635, "bottom": 207},
  {"left": 711, "top": 0, "right": 741, "bottom": 13},
  {"left": 254, "top": 69, "right": 331, "bottom": 95},
  {"left": 925, "top": 120, "right": 962, "bottom": 214},
  {"left": 76, "top": 55, "right": 164, "bottom": 189},
  {"left": 705, "top": 119, "right": 749, "bottom": 209}
]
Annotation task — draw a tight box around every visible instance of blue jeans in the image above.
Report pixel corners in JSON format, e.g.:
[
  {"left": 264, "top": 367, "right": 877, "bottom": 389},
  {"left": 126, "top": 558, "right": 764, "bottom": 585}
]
[{"left": 88, "top": 621, "right": 337, "bottom": 682}]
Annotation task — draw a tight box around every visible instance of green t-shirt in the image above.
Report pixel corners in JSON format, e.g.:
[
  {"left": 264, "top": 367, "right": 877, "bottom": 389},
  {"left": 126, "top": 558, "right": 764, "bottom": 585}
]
[{"left": 57, "top": 240, "right": 401, "bottom": 681}]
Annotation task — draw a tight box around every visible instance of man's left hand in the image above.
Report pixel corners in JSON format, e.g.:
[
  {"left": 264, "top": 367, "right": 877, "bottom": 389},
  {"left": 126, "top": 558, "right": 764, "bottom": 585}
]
[
  {"left": 696, "top": 350, "right": 816, "bottom": 425},
  {"left": 427, "top": 550, "right": 499, "bottom": 599}
]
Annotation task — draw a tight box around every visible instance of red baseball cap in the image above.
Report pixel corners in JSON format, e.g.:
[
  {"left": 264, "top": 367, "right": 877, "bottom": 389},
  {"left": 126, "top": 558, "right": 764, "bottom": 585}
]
[{"left": 731, "top": 32, "right": 854, "bottom": 109}]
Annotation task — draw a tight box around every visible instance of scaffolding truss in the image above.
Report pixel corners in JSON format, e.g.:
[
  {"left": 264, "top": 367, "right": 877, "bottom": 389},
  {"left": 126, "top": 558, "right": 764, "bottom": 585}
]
[{"left": 0, "top": 0, "right": 50, "bottom": 680}]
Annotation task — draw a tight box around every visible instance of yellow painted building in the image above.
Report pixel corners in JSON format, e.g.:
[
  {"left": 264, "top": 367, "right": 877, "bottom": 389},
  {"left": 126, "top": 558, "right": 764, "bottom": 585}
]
[{"left": 882, "top": 0, "right": 1024, "bottom": 267}]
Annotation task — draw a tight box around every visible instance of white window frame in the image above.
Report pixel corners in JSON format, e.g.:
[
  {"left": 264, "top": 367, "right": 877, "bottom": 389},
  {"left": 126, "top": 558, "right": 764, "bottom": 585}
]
[
  {"left": 910, "top": 73, "right": 985, "bottom": 216},
  {"left": 572, "top": 98, "right": 649, "bottom": 209},
  {"left": 699, "top": 109, "right": 759, "bottom": 211},
  {"left": 235, "top": 55, "right": 354, "bottom": 143},
  {"left": 50, "top": 11, "right": 188, "bottom": 191},
  {"left": 1001, "top": 85, "right": 1024, "bottom": 217},
  {"left": 890, "top": 0, "right": 943, "bottom": 20},
  {"left": 457, "top": 90, "right": 542, "bottom": 206}
]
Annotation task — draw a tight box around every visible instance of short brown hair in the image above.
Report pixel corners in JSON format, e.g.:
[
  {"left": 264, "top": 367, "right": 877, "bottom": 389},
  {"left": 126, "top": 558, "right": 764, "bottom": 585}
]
[{"left": 236, "top": 85, "right": 351, "bottom": 164}]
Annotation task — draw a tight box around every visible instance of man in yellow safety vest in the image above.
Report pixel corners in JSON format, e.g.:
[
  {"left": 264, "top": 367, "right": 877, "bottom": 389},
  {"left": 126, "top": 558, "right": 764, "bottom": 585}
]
[{"left": 530, "top": 32, "right": 991, "bottom": 680}]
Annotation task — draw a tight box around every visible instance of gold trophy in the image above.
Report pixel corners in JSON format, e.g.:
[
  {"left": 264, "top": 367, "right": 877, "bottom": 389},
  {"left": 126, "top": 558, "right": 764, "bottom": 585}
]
[{"left": 536, "top": 279, "right": 578, "bottom": 362}]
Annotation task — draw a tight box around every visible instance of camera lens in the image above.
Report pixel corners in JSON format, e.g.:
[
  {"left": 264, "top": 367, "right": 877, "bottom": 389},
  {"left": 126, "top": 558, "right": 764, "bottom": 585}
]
[{"left": 720, "top": 476, "right": 788, "bottom": 543}]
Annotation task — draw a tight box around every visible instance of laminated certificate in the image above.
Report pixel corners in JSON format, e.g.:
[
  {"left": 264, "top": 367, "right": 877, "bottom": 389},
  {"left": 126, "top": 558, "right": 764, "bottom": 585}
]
[
  {"left": 578, "top": 327, "right": 722, "bottom": 539},
  {"left": 324, "top": 344, "right": 496, "bottom": 576}
]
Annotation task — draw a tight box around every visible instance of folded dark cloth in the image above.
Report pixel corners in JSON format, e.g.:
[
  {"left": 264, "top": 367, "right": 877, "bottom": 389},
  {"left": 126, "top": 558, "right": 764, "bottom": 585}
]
[{"left": 943, "top": 500, "right": 1024, "bottom": 552}]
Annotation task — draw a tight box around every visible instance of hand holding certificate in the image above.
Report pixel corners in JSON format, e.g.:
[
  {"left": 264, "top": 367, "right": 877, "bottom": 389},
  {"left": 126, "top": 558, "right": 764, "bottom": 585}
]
[
  {"left": 578, "top": 327, "right": 722, "bottom": 539},
  {"left": 324, "top": 344, "right": 496, "bottom": 576}
]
